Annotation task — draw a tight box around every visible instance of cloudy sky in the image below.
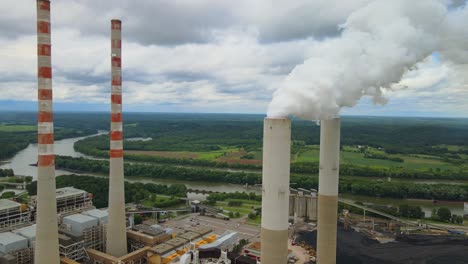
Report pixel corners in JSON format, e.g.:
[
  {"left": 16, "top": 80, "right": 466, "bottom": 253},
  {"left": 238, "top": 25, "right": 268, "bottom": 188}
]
[{"left": 0, "top": 0, "right": 467, "bottom": 117}]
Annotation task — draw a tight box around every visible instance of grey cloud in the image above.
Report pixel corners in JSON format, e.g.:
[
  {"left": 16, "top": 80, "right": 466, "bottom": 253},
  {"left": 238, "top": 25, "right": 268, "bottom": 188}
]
[{"left": 163, "top": 71, "right": 215, "bottom": 83}]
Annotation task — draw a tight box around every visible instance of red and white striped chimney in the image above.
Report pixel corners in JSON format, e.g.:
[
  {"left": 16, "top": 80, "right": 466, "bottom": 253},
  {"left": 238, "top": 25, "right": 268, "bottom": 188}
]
[
  {"left": 35, "top": 0, "right": 60, "bottom": 263},
  {"left": 106, "top": 19, "right": 128, "bottom": 257}
]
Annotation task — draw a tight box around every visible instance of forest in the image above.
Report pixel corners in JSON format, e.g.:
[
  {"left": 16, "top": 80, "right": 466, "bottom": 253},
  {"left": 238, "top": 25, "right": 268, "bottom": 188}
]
[
  {"left": 0, "top": 112, "right": 98, "bottom": 160},
  {"left": 3, "top": 112, "right": 468, "bottom": 203},
  {"left": 26, "top": 175, "right": 187, "bottom": 208},
  {"left": 55, "top": 156, "right": 468, "bottom": 201}
]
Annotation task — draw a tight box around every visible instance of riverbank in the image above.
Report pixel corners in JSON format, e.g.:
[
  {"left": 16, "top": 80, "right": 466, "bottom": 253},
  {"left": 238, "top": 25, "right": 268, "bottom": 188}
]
[{"left": 3, "top": 132, "right": 467, "bottom": 215}]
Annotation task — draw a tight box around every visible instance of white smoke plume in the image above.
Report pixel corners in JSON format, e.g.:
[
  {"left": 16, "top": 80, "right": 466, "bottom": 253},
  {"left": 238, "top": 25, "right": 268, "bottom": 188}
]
[{"left": 267, "top": 0, "right": 468, "bottom": 120}]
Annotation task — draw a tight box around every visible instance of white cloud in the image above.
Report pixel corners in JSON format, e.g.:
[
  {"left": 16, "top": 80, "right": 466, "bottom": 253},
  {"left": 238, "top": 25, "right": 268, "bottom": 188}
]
[{"left": 0, "top": 0, "right": 466, "bottom": 117}]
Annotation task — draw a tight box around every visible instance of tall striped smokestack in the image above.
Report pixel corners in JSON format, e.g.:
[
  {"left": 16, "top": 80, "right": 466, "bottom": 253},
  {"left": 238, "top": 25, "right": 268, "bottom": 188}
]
[
  {"left": 316, "top": 118, "right": 341, "bottom": 264},
  {"left": 260, "top": 117, "right": 291, "bottom": 264},
  {"left": 35, "top": 0, "right": 60, "bottom": 263},
  {"left": 106, "top": 19, "right": 128, "bottom": 257}
]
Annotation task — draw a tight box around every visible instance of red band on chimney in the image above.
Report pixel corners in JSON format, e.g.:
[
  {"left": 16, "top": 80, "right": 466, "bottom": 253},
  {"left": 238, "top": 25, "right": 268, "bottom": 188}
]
[
  {"left": 38, "top": 44, "right": 51, "bottom": 56},
  {"left": 38, "top": 154, "right": 55, "bottom": 166},
  {"left": 38, "top": 67, "right": 52, "bottom": 78},
  {"left": 112, "top": 76, "right": 121, "bottom": 86},
  {"left": 37, "top": 21, "right": 50, "bottom": 34},
  {"left": 38, "top": 0, "right": 50, "bottom": 11},
  {"left": 112, "top": 57, "right": 121, "bottom": 68},
  {"left": 38, "top": 112, "right": 53, "bottom": 122},
  {"left": 111, "top": 113, "right": 122, "bottom": 122},
  {"left": 110, "top": 131, "right": 123, "bottom": 141},
  {"left": 111, "top": 20, "right": 122, "bottom": 30},
  {"left": 38, "top": 89, "right": 52, "bottom": 100},
  {"left": 111, "top": 94, "right": 122, "bottom": 104},
  {"left": 38, "top": 133, "right": 54, "bottom": 144},
  {"left": 110, "top": 149, "right": 123, "bottom": 158}
]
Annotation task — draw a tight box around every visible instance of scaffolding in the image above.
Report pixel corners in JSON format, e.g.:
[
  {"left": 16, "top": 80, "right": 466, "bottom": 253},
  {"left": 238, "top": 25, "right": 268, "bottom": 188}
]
[
  {"left": 84, "top": 225, "right": 106, "bottom": 252},
  {"left": 60, "top": 240, "right": 89, "bottom": 263},
  {"left": 56, "top": 187, "right": 94, "bottom": 216},
  {"left": 0, "top": 199, "right": 31, "bottom": 230},
  {"left": 129, "top": 239, "right": 146, "bottom": 252},
  {"left": 11, "top": 247, "right": 33, "bottom": 264}
]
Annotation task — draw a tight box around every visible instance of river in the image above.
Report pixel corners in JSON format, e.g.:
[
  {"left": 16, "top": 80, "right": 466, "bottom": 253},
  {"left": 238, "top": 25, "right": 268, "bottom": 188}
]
[
  {"left": 0, "top": 133, "right": 261, "bottom": 199},
  {"left": 0, "top": 134, "right": 464, "bottom": 214}
]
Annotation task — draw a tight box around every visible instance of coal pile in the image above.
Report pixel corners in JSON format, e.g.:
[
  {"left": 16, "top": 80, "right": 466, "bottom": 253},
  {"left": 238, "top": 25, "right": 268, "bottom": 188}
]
[{"left": 297, "top": 225, "right": 468, "bottom": 264}]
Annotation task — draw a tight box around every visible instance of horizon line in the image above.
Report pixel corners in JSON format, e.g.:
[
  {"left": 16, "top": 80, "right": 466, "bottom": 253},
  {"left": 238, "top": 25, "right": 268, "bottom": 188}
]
[{"left": 0, "top": 110, "right": 467, "bottom": 119}]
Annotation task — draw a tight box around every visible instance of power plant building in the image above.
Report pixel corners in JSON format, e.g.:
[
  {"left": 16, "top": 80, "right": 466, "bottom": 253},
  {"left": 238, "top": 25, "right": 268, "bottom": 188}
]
[
  {"left": 0, "top": 200, "right": 31, "bottom": 230},
  {"left": 289, "top": 188, "right": 317, "bottom": 222}
]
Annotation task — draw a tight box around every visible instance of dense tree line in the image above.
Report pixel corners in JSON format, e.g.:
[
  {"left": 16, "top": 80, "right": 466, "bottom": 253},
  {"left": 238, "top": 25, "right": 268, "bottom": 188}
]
[
  {"left": 56, "top": 156, "right": 262, "bottom": 185},
  {"left": 363, "top": 153, "right": 404, "bottom": 163},
  {"left": 398, "top": 204, "right": 425, "bottom": 219},
  {"left": 26, "top": 175, "right": 187, "bottom": 208},
  {"left": 0, "top": 131, "right": 32, "bottom": 160},
  {"left": 3, "top": 112, "right": 468, "bottom": 156},
  {"left": 206, "top": 192, "right": 261, "bottom": 203},
  {"left": 73, "top": 114, "right": 468, "bottom": 156},
  {"left": 55, "top": 156, "right": 468, "bottom": 201},
  {"left": 0, "top": 127, "right": 95, "bottom": 160},
  {"left": 0, "top": 169, "right": 14, "bottom": 177}
]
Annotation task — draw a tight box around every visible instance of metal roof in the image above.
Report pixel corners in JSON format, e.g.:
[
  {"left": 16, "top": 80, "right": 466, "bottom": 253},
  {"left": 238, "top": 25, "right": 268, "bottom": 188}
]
[
  {"left": 0, "top": 232, "right": 27, "bottom": 246},
  {"left": 164, "top": 237, "right": 188, "bottom": 247},
  {"left": 63, "top": 213, "right": 96, "bottom": 224},
  {"left": 56, "top": 187, "right": 86, "bottom": 199},
  {"left": 13, "top": 224, "right": 36, "bottom": 239},
  {"left": 179, "top": 231, "right": 201, "bottom": 241},
  {"left": 132, "top": 224, "right": 164, "bottom": 236},
  {"left": 0, "top": 199, "right": 21, "bottom": 211},
  {"left": 151, "top": 243, "right": 175, "bottom": 255},
  {"left": 191, "top": 226, "right": 212, "bottom": 236},
  {"left": 82, "top": 209, "right": 108, "bottom": 219}
]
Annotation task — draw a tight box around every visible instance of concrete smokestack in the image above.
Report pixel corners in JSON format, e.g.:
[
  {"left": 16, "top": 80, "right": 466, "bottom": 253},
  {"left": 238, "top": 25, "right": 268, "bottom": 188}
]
[
  {"left": 106, "top": 19, "right": 128, "bottom": 257},
  {"left": 316, "top": 118, "right": 341, "bottom": 264},
  {"left": 35, "top": 1, "right": 60, "bottom": 263},
  {"left": 260, "top": 117, "right": 291, "bottom": 264}
]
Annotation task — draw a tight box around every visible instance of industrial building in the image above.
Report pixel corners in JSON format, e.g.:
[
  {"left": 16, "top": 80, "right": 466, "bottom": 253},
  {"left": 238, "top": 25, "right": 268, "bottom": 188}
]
[
  {"left": 289, "top": 188, "right": 317, "bottom": 222},
  {"left": 0, "top": 187, "right": 103, "bottom": 263},
  {"left": 0, "top": 200, "right": 31, "bottom": 231}
]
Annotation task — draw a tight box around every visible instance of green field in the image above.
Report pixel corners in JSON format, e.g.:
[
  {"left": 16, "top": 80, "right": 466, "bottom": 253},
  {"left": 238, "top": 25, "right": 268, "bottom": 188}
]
[
  {"left": 0, "top": 124, "right": 36, "bottom": 132},
  {"left": 214, "top": 199, "right": 261, "bottom": 219},
  {"left": 128, "top": 142, "right": 466, "bottom": 172},
  {"left": 292, "top": 145, "right": 466, "bottom": 171}
]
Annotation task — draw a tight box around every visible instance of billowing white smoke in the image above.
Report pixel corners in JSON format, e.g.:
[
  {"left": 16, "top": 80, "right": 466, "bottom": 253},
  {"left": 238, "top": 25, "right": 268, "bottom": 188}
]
[{"left": 267, "top": 0, "right": 468, "bottom": 120}]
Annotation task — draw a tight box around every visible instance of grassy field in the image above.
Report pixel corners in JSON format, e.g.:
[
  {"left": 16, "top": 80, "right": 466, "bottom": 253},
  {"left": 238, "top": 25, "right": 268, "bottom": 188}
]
[
  {"left": 127, "top": 147, "right": 263, "bottom": 165},
  {"left": 126, "top": 142, "right": 466, "bottom": 172},
  {"left": 213, "top": 199, "right": 261, "bottom": 220},
  {"left": 0, "top": 124, "right": 36, "bottom": 132},
  {"left": 295, "top": 145, "right": 466, "bottom": 171}
]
